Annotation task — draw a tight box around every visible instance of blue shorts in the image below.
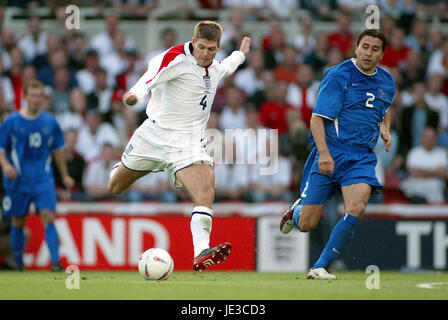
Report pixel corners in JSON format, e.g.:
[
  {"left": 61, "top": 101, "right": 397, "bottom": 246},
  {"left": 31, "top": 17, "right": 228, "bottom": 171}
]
[
  {"left": 300, "top": 141, "right": 382, "bottom": 205},
  {"left": 2, "top": 187, "right": 57, "bottom": 217}
]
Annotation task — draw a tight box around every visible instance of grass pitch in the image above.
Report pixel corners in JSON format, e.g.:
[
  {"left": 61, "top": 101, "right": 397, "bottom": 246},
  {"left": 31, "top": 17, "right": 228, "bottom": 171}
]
[{"left": 0, "top": 270, "right": 447, "bottom": 300}]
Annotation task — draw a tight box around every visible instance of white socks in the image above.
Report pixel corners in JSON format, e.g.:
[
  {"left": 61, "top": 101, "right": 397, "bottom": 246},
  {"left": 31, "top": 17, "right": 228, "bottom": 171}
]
[{"left": 190, "top": 206, "right": 213, "bottom": 257}]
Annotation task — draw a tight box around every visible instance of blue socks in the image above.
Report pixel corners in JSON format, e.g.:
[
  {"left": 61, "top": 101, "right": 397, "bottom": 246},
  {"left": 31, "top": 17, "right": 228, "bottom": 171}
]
[
  {"left": 45, "top": 223, "right": 60, "bottom": 264},
  {"left": 292, "top": 203, "right": 302, "bottom": 230},
  {"left": 10, "top": 225, "right": 25, "bottom": 267},
  {"left": 312, "top": 213, "right": 359, "bottom": 269}
]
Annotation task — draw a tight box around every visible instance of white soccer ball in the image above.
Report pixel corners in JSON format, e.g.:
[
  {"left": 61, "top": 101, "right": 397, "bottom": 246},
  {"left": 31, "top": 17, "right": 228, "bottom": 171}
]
[{"left": 138, "top": 248, "right": 174, "bottom": 281}]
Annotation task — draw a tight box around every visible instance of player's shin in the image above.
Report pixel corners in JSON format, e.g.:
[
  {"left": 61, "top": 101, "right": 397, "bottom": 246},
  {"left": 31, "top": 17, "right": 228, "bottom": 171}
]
[
  {"left": 10, "top": 225, "right": 25, "bottom": 268},
  {"left": 312, "top": 213, "right": 359, "bottom": 269},
  {"left": 190, "top": 206, "right": 213, "bottom": 257},
  {"left": 44, "top": 223, "right": 60, "bottom": 264}
]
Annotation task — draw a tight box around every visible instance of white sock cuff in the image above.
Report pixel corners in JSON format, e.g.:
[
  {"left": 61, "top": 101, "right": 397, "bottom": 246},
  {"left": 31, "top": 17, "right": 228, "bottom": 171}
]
[{"left": 192, "top": 206, "right": 214, "bottom": 218}]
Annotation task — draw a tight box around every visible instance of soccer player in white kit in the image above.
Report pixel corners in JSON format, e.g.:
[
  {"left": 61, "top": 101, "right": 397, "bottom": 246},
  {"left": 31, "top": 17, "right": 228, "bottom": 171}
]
[{"left": 108, "top": 21, "right": 251, "bottom": 271}]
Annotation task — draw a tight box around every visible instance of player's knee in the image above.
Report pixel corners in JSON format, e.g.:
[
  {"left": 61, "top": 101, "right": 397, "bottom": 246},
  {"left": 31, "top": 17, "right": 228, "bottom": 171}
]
[
  {"left": 345, "top": 202, "right": 366, "bottom": 217},
  {"left": 108, "top": 180, "right": 124, "bottom": 195},
  {"left": 298, "top": 218, "right": 316, "bottom": 233},
  {"left": 195, "top": 186, "right": 215, "bottom": 207}
]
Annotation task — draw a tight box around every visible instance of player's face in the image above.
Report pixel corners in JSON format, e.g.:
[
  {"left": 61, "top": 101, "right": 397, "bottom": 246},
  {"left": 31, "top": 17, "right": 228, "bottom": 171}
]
[
  {"left": 25, "top": 87, "right": 44, "bottom": 112},
  {"left": 355, "top": 36, "right": 384, "bottom": 74},
  {"left": 192, "top": 38, "right": 219, "bottom": 68}
]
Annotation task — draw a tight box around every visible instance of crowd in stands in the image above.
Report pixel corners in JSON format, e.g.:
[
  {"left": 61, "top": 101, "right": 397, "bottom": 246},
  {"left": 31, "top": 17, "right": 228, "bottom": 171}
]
[{"left": 1, "top": 1, "right": 448, "bottom": 205}]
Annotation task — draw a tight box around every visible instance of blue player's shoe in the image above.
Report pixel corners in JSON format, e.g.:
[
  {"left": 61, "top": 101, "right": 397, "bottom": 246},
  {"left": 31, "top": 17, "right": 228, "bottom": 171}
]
[{"left": 280, "top": 198, "right": 302, "bottom": 234}]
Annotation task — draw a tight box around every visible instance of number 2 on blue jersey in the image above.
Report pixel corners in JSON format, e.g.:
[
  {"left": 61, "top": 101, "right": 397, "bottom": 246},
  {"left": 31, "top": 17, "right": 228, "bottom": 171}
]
[{"left": 199, "top": 95, "right": 207, "bottom": 110}]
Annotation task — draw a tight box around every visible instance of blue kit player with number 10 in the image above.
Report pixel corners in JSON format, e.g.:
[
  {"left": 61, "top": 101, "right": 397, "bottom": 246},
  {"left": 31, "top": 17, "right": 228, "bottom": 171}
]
[
  {"left": 280, "top": 29, "right": 395, "bottom": 280},
  {"left": 0, "top": 80, "right": 74, "bottom": 271}
]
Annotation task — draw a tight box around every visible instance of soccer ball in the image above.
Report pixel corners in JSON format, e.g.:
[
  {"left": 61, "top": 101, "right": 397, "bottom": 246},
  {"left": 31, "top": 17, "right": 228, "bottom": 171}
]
[{"left": 138, "top": 248, "right": 174, "bottom": 281}]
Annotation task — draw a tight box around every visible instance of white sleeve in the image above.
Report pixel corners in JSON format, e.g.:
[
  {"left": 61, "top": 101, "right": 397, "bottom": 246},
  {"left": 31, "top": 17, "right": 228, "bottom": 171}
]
[
  {"left": 217, "top": 51, "right": 246, "bottom": 80},
  {"left": 126, "top": 52, "right": 182, "bottom": 106}
]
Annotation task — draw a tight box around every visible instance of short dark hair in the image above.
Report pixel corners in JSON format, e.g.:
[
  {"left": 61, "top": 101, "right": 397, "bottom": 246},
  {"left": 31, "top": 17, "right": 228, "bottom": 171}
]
[{"left": 356, "top": 29, "right": 387, "bottom": 52}]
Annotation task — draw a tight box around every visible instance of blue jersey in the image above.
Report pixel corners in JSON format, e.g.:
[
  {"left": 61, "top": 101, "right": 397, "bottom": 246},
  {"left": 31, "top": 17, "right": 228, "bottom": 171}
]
[
  {"left": 312, "top": 59, "right": 395, "bottom": 151},
  {"left": 0, "top": 111, "right": 65, "bottom": 193}
]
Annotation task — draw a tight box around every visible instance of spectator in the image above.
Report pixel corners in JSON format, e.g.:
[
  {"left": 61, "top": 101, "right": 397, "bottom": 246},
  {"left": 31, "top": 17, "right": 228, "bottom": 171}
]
[
  {"left": 399, "top": 82, "right": 439, "bottom": 156},
  {"left": 55, "top": 87, "right": 86, "bottom": 132},
  {"left": 428, "top": 28, "right": 444, "bottom": 53},
  {"left": 426, "top": 38, "right": 448, "bottom": 80},
  {"left": 83, "top": 142, "right": 123, "bottom": 201},
  {"left": 1, "top": 28, "right": 17, "bottom": 71},
  {"left": 0, "top": 59, "right": 14, "bottom": 109},
  {"left": 381, "top": 27, "right": 412, "bottom": 69},
  {"left": 302, "top": 32, "right": 329, "bottom": 79},
  {"left": 144, "top": 27, "right": 178, "bottom": 68},
  {"left": 219, "top": 86, "right": 247, "bottom": 130},
  {"left": 337, "top": 0, "right": 378, "bottom": 17},
  {"left": 6, "top": 47, "right": 24, "bottom": 110},
  {"left": 17, "top": 16, "right": 48, "bottom": 63},
  {"left": 400, "top": 127, "right": 447, "bottom": 203},
  {"left": 274, "top": 46, "right": 300, "bottom": 83},
  {"left": 259, "top": 80, "right": 294, "bottom": 136},
  {"left": 416, "top": 0, "right": 448, "bottom": 14},
  {"left": 221, "top": 0, "right": 264, "bottom": 20},
  {"left": 90, "top": 10, "right": 135, "bottom": 59},
  {"left": 327, "top": 13, "right": 354, "bottom": 58},
  {"left": 128, "top": 171, "right": 178, "bottom": 203},
  {"left": 249, "top": 138, "right": 294, "bottom": 203},
  {"left": 249, "top": 69, "right": 276, "bottom": 110},
  {"left": 31, "top": 33, "right": 63, "bottom": 72},
  {"left": 400, "top": 50, "right": 426, "bottom": 90},
  {"left": 378, "top": 0, "right": 416, "bottom": 20},
  {"left": 234, "top": 49, "right": 265, "bottom": 97},
  {"left": 425, "top": 73, "right": 448, "bottom": 133},
  {"left": 54, "top": 129, "right": 86, "bottom": 202},
  {"left": 261, "top": 16, "right": 287, "bottom": 69},
  {"left": 214, "top": 140, "right": 250, "bottom": 202},
  {"left": 112, "top": 0, "right": 157, "bottom": 18},
  {"left": 37, "top": 48, "right": 77, "bottom": 88},
  {"left": 76, "top": 49, "right": 100, "bottom": 95},
  {"left": 293, "top": 15, "right": 316, "bottom": 57},
  {"left": 100, "top": 31, "right": 129, "bottom": 84},
  {"left": 264, "top": 0, "right": 298, "bottom": 20},
  {"left": 219, "top": 7, "right": 248, "bottom": 58},
  {"left": 75, "top": 109, "right": 121, "bottom": 162},
  {"left": 286, "top": 64, "right": 320, "bottom": 128},
  {"left": 115, "top": 49, "right": 141, "bottom": 93},
  {"left": 300, "top": 0, "right": 334, "bottom": 20},
  {"left": 67, "top": 32, "right": 89, "bottom": 71},
  {"left": 405, "top": 18, "right": 430, "bottom": 59},
  {"left": 87, "top": 67, "right": 114, "bottom": 122},
  {"left": 116, "top": 103, "right": 140, "bottom": 149},
  {"left": 49, "top": 67, "right": 73, "bottom": 115}
]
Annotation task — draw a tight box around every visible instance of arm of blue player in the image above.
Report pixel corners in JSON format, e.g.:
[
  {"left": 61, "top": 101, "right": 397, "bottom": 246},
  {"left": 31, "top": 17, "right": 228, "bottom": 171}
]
[
  {"left": 0, "top": 149, "right": 17, "bottom": 180},
  {"left": 310, "top": 114, "right": 334, "bottom": 175},
  {"left": 380, "top": 108, "right": 392, "bottom": 152},
  {"left": 52, "top": 148, "right": 75, "bottom": 191}
]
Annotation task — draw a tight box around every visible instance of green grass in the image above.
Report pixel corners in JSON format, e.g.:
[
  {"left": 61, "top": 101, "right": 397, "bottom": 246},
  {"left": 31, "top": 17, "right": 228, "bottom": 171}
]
[{"left": 0, "top": 270, "right": 448, "bottom": 300}]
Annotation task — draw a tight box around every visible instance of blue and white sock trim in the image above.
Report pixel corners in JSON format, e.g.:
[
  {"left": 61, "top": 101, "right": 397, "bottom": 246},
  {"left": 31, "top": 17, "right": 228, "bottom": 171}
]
[{"left": 192, "top": 206, "right": 214, "bottom": 218}]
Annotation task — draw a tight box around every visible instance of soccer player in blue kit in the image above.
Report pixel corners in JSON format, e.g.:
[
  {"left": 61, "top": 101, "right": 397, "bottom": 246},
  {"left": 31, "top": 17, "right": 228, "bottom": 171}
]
[
  {"left": 280, "top": 29, "right": 395, "bottom": 280},
  {"left": 0, "top": 80, "right": 74, "bottom": 271}
]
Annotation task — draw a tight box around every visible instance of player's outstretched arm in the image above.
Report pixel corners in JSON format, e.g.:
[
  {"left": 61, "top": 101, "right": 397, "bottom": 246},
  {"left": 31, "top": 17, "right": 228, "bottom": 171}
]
[
  {"left": 239, "top": 37, "right": 251, "bottom": 56},
  {"left": 380, "top": 108, "right": 393, "bottom": 152}
]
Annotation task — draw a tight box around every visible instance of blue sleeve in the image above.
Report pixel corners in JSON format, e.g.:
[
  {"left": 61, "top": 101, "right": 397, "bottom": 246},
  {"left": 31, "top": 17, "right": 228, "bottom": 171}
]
[
  {"left": 51, "top": 118, "right": 65, "bottom": 151},
  {"left": 0, "top": 117, "right": 12, "bottom": 152},
  {"left": 313, "top": 67, "right": 348, "bottom": 120}
]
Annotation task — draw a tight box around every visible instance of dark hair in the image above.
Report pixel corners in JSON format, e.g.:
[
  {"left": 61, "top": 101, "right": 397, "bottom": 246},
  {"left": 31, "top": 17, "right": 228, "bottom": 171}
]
[{"left": 356, "top": 29, "right": 387, "bottom": 52}]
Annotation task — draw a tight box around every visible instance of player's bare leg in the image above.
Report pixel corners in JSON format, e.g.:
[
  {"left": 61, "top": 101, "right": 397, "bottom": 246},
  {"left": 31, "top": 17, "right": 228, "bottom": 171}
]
[
  {"left": 108, "top": 162, "right": 149, "bottom": 195},
  {"left": 280, "top": 201, "right": 325, "bottom": 234},
  {"left": 175, "top": 162, "right": 232, "bottom": 272},
  {"left": 40, "top": 209, "right": 64, "bottom": 271},
  {"left": 308, "top": 183, "right": 372, "bottom": 280}
]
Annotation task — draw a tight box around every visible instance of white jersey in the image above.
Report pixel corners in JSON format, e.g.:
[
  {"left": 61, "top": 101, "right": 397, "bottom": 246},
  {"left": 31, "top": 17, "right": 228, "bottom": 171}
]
[{"left": 128, "top": 42, "right": 245, "bottom": 139}]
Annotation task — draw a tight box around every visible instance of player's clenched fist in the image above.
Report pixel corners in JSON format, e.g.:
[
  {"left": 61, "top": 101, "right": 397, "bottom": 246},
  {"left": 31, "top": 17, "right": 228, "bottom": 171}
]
[
  {"left": 123, "top": 92, "right": 138, "bottom": 106},
  {"left": 240, "top": 37, "right": 251, "bottom": 56}
]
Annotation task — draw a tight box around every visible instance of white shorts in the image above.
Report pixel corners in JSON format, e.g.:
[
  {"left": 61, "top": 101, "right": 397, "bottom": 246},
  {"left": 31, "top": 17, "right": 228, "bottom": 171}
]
[{"left": 121, "top": 119, "right": 213, "bottom": 188}]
